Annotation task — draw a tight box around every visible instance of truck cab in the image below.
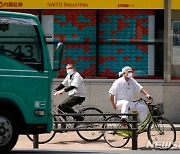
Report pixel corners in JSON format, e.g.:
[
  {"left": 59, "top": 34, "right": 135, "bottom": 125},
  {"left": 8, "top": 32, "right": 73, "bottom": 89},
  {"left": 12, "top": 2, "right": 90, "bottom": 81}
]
[{"left": 0, "top": 11, "right": 62, "bottom": 152}]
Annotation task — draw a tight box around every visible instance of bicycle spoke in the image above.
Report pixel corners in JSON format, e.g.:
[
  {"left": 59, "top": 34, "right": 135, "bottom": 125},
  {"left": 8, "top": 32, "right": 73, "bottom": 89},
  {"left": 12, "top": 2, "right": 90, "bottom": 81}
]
[
  {"left": 103, "top": 116, "right": 130, "bottom": 148},
  {"left": 76, "top": 107, "right": 104, "bottom": 141},
  {"left": 147, "top": 117, "right": 176, "bottom": 150}
]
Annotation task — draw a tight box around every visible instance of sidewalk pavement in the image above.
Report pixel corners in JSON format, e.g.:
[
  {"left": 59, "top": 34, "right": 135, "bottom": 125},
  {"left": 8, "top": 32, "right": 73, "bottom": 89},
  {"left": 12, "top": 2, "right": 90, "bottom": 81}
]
[{"left": 13, "top": 129, "right": 180, "bottom": 151}]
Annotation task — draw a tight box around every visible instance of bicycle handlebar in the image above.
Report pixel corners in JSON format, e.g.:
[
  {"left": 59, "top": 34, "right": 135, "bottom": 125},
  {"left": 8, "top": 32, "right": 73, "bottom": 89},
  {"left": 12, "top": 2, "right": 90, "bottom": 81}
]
[{"left": 134, "top": 98, "right": 153, "bottom": 105}]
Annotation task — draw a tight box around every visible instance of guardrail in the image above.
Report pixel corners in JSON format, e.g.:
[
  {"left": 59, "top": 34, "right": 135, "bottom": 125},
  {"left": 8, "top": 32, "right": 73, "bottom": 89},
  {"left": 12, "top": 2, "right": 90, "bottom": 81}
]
[{"left": 32, "top": 112, "right": 138, "bottom": 150}]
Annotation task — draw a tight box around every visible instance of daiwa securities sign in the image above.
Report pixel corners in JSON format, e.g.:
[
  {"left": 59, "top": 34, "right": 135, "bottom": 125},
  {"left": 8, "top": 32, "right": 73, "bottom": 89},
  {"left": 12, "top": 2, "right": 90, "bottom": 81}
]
[{"left": 0, "top": 1, "right": 23, "bottom": 8}]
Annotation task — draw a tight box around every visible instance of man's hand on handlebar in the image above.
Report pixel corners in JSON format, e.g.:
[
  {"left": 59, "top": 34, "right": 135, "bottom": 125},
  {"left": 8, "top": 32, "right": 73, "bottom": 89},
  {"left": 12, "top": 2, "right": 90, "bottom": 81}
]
[
  {"left": 145, "top": 95, "right": 153, "bottom": 105},
  {"left": 146, "top": 94, "right": 152, "bottom": 100},
  {"left": 54, "top": 89, "right": 64, "bottom": 96}
]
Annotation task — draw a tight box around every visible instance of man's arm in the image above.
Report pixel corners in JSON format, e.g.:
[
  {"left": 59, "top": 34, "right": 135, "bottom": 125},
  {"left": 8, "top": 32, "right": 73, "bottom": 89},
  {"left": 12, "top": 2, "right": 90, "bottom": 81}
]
[
  {"left": 141, "top": 88, "right": 151, "bottom": 99},
  {"left": 54, "top": 76, "right": 69, "bottom": 95},
  {"left": 55, "top": 84, "right": 65, "bottom": 91},
  {"left": 110, "top": 94, "right": 117, "bottom": 110},
  {"left": 54, "top": 86, "right": 76, "bottom": 95},
  {"left": 64, "top": 86, "right": 76, "bottom": 92}
]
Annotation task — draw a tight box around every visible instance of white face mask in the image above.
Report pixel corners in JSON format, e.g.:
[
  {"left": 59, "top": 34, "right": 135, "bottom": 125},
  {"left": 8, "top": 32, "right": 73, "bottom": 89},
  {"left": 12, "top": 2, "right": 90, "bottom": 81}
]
[
  {"left": 127, "top": 72, "right": 133, "bottom": 79},
  {"left": 67, "top": 69, "right": 74, "bottom": 75}
]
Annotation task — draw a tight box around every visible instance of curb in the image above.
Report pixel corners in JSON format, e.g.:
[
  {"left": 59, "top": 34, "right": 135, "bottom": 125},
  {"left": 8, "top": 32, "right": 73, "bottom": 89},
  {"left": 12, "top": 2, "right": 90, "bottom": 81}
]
[{"left": 174, "top": 124, "right": 180, "bottom": 131}]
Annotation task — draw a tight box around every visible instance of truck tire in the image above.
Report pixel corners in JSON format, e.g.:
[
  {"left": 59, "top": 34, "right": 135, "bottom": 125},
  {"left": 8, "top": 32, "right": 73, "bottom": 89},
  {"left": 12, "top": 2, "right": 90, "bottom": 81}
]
[{"left": 0, "top": 110, "right": 19, "bottom": 152}]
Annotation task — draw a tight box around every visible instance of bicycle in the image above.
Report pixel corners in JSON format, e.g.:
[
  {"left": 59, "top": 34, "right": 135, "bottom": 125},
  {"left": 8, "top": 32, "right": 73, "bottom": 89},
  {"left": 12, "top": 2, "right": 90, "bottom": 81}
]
[
  {"left": 27, "top": 103, "right": 105, "bottom": 144},
  {"left": 103, "top": 98, "right": 176, "bottom": 150}
]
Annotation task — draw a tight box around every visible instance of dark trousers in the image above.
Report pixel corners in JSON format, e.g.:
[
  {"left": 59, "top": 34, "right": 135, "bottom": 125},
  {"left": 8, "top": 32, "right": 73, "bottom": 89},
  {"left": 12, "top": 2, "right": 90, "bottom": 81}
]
[{"left": 58, "top": 96, "right": 85, "bottom": 120}]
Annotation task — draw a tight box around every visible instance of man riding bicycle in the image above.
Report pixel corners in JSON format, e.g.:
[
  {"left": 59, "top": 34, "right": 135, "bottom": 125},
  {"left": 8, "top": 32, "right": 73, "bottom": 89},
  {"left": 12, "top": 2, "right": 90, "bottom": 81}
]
[
  {"left": 109, "top": 66, "right": 151, "bottom": 125},
  {"left": 54, "top": 63, "right": 86, "bottom": 122}
]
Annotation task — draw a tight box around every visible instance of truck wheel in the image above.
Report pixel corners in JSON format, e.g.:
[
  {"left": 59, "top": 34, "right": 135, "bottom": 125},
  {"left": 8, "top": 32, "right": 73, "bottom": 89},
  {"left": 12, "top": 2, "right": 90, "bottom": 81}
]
[{"left": 0, "top": 111, "right": 19, "bottom": 152}]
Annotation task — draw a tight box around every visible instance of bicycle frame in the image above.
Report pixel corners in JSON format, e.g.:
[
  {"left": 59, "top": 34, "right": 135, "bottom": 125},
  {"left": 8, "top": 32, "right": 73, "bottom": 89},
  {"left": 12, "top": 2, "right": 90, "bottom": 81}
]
[
  {"left": 116, "top": 98, "right": 163, "bottom": 138},
  {"left": 115, "top": 114, "right": 151, "bottom": 138},
  {"left": 53, "top": 105, "right": 76, "bottom": 129},
  {"left": 53, "top": 104, "right": 103, "bottom": 130}
]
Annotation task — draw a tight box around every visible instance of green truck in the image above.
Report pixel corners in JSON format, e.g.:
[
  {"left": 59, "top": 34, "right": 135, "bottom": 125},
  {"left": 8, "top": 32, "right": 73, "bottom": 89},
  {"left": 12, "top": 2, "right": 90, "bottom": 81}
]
[{"left": 0, "top": 11, "right": 62, "bottom": 152}]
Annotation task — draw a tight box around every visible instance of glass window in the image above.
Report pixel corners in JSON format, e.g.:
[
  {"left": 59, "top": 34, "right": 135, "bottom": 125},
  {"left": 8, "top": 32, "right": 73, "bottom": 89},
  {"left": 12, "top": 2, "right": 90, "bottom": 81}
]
[
  {"left": 172, "top": 10, "right": 180, "bottom": 80},
  {"left": 0, "top": 17, "right": 43, "bottom": 71},
  {"left": 42, "top": 9, "right": 165, "bottom": 79},
  {"left": 98, "top": 10, "right": 164, "bottom": 79}
]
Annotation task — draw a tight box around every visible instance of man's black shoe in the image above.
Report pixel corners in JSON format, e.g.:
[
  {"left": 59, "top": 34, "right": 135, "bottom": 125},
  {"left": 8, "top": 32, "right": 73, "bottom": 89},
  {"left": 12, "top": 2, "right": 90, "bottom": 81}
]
[
  {"left": 75, "top": 116, "right": 84, "bottom": 121},
  {"left": 74, "top": 116, "right": 84, "bottom": 128}
]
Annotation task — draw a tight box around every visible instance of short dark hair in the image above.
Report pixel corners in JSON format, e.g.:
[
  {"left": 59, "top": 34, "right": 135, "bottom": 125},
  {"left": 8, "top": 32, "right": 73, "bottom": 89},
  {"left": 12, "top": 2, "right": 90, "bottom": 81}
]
[{"left": 66, "top": 63, "right": 74, "bottom": 68}]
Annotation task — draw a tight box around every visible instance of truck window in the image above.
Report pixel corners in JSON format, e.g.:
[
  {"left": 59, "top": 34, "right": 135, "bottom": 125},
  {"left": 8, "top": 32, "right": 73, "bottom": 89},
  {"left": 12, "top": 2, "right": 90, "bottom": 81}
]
[{"left": 0, "top": 17, "right": 43, "bottom": 71}]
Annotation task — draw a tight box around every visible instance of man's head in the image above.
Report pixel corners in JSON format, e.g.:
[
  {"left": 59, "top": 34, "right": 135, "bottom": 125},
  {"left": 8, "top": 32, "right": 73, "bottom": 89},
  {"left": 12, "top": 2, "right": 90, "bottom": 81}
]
[
  {"left": 122, "top": 66, "right": 133, "bottom": 79},
  {"left": 66, "top": 63, "right": 75, "bottom": 75}
]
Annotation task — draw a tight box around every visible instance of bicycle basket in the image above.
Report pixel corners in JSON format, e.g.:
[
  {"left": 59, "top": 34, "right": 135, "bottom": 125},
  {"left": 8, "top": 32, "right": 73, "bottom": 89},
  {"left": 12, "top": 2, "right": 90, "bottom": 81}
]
[{"left": 149, "top": 103, "right": 164, "bottom": 116}]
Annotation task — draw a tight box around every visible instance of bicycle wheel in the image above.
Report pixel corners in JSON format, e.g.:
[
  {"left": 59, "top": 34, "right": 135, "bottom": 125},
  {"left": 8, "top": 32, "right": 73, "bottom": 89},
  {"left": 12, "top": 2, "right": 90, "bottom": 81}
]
[
  {"left": 27, "top": 116, "right": 58, "bottom": 144},
  {"left": 103, "top": 116, "right": 130, "bottom": 148},
  {"left": 147, "top": 117, "right": 176, "bottom": 150},
  {"left": 76, "top": 107, "right": 104, "bottom": 141}
]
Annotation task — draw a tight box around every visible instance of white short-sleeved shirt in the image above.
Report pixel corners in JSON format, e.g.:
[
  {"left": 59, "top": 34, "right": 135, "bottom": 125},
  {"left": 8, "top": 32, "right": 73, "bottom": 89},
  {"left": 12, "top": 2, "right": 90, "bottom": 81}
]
[
  {"left": 109, "top": 77, "right": 143, "bottom": 102},
  {"left": 62, "top": 71, "right": 86, "bottom": 97}
]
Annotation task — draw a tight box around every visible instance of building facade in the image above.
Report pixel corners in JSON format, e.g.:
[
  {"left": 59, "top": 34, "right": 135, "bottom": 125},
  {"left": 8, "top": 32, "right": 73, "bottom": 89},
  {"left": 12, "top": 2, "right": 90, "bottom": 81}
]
[{"left": 1, "top": 0, "right": 180, "bottom": 122}]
